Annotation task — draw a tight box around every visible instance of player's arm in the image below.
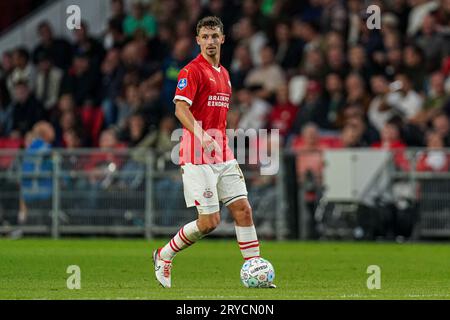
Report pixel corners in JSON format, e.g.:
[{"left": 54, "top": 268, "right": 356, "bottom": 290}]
[{"left": 174, "top": 100, "right": 220, "bottom": 152}]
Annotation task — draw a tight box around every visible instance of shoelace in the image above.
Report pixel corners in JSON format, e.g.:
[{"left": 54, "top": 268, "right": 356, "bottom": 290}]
[{"left": 163, "top": 264, "right": 172, "bottom": 278}]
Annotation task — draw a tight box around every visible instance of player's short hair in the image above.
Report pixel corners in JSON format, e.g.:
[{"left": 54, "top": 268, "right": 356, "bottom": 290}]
[{"left": 196, "top": 16, "right": 223, "bottom": 35}]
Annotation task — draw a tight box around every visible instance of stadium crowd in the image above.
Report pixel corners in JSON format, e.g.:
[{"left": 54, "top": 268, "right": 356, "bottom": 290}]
[
  {"left": 0, "top": 0, "right": 450, "bottom": 188},
  {"left": 0, "top": 0, "right": 448, "bottom": 156}
]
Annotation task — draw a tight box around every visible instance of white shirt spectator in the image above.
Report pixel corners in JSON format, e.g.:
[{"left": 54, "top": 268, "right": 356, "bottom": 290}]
[
  {"left": 385, "top": 90, "right": 424, "bottom": 120},
  {"left": 407, "top": 0, "right": 439, "bottom": 36},
  {"left": 368, "top": 95, "right": 396, "bottom": 132},
  {"left": 238, "top": 97, "right": 271, "bottom": 131}
]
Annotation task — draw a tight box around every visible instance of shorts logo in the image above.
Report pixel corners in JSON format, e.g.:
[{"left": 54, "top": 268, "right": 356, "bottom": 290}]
[
  {"left": 203, "top": 190, "right": 213, "bottom": 198},
  {"left": 177, "top": 78, "right": 187, "bottom": 90}
]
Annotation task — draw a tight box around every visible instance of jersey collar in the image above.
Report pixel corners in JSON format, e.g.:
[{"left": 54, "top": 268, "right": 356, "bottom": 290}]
[{"left": 197, "top": 54, "right": 221, "bottom": 71}]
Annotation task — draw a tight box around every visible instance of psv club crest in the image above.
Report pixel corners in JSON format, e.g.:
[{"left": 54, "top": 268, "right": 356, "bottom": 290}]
[{"left": 203, "top": 189, "right": 213, "bottom": 199}]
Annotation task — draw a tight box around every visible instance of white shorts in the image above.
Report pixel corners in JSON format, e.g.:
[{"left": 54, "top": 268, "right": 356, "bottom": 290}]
[{"left": 181, "top": 159, "right": 248, "bottom": 214}]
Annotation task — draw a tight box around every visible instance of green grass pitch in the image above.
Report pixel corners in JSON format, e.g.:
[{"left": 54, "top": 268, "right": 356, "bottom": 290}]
[{"left": 0, "top": 238, "right": 449, "bottom": 299}]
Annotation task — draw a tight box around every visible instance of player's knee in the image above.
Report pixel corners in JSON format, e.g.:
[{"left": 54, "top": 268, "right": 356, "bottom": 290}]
[
  {"left": 235, "top": 204, "right": 253, "bottom": 225},
  {"left": 198, "top": 214, "right": 220, "bottom": 234}
]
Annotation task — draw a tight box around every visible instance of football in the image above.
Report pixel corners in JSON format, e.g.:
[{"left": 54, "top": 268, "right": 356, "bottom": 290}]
[{"left": 240, "top": 257, "right": 275, "bottom": 288}]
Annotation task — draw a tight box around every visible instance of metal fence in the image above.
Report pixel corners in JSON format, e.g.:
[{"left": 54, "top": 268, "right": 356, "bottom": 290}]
[
  {"left": 0, "top": 149, "right": 288, "bottom": 239},
  {"left": 292, "top": 148, "right": 450, "bottom": 240},
  {"left": 1, "top": 147, "right": 450, "bottom": 240}
]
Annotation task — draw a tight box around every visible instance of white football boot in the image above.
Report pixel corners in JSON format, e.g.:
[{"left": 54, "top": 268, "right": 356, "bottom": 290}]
[{"left": 152, "top": 249, "right": 172, "bottom": 288}]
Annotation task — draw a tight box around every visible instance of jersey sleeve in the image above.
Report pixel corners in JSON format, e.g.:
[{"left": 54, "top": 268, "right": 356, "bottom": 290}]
[{"left": 173, "top": 66, "right": 199, "bottom": 106}]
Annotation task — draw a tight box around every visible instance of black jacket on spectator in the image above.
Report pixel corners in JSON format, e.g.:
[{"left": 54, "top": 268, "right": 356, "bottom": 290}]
[
  {"left": 11, "top": 94, "right": 45, "bottom": 136},
  {"left": 33, "top": 38, "right": 73, "bottom": 71},
  {"left": 60, "top": 68, "right": 101, "bottom": 107},
  {"left": 290, "top": 97, "right": 329, "bottom": 134}
]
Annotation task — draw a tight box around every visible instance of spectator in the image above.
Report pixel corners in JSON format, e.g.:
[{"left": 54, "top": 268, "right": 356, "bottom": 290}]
[
  {"left": 230, "top": 44, "right": 254, "bottom": 91},
  {"left": 323, "top": 73, "right": 346, "bottom": 130},
  {"left": 103, "top": 16, "right": 128, "bottom": 50},
  {"left": 236, "top": 87, "right": 271, "bottom": 131},
  {"left": 34, "top": 50, "right": 63, "bottom": 112},
  {"left": 244, "top": 45, "right": 286, "bottom": 102},
  {"left": 320, "top": 0, "right": 347, "bottom": 34},
  {"left": 174, "top": 18, "right": 194, "bottom": 40},
  {"left": 121, "top": 40, "right": 160, "bottom": 81},
  {"left": 407, "top": 0, "right": 439, "bottom": 37},
  {"left": 146, "top": 22, "right": 173, "bottom": 63},
  {"left": 413, "top": 72, "right": 449, "bottom": 126},
  {"left": 100, "top": 48, "right": 124, "bottom": 127},
  {"left": 129, "top": 115, "right": 177, "bottom": 168},
  {"left": 290, "top": 79, "right": 328, "bottom": 133},
  {"left": 138, "top": 80, "right": 164, "bottom": 131},
  {"left": 83, "top": 128, "right": 125, "bottom": 208},
  {"left": 119, "top": 112, "right": 149, "bottom": 147},
  {"left": 300, "top": 46, "right": 327, "bottom": 80},
  {"left": 0, "top": 97, "right": 13, "bottom": 137},
  {"left": 240, "top": 0, "right": 270, "bottom": 31},
  {"left": 384, "top": 45, "right": 404, "bottom": 80},
  {"left": 60, "top": 52, "right": 101, "bottom": 107},
  {"left": 325, "top": 46, "right": 347, "bottom": 79},
  {"left": 371, "top": 121, "right": 410, "bottom": 171},
  {"left": 232, "top": 17, "right": 268, "bottom": 66},
  {"left": 270, "top": 19, "right": 304, "bottom": 74},
  {"left": 433, "top": 0, "right": 450, "bottom": 31},
  {"left": 10, "top": 80, "right": 45, "bottom": 138},
  {"left": 72, "top": 21, "right": 105, "bottom": 70},
  {"left": 158, "top": 37, "right": 194, "bottom": 112},
  {"left": 347, "top": 0, "right": 364, "bottom": 45},
  {"left": 416, "top": 130, "right": 450, "bottom": 172},
  {"left": 431, "top": 112, "right": 450, "bottom": 147},
  {"left": 297, "top": 18, "right": 323, "bottom": 53},
  {"left": 291, "top": 123, "right": 324, "bottom": 238},
  {"left": 344, "top": 73, "right": 371, "bottom": 115},
  {"left": 323, "top": 30, "right": 344, "bottom": 52},
  {"left": 20, "top": 121, "right": 55, "bottom": 225},
  {"left": 63, "top": 127, "right": 84, "bottom": 150},
  {"left": 116, "top": 83, "right": 144, "bottom": 130},
  {"left": 368, "top": 74, "right": 396, "bottom": 132},
  {"left": 1, "top": 51, "right": 14, "bottom": 82},
  {"left": 109, "top": 0, "right": 127, "bottom": 29},
  {"left": 123, "top": 0, "right": 157, "bottom": 38},
  {"left": 402, "top": 44, "right": 427, "bottom": 92},
  {"left": 338, "top": 123, "right": 365, "bottom": 148},
  {"left": 267, "top": 84, "right": 299, "bottom": 139},
  {"left": 32, "top": 21, "right": 73, "bottom": 70},
  {"left": 386, "top": 73, "right": 424, "bottom": 124},
  {"left": 0, "top": 53, "right": 13, "bottom": 136},
  {"left": 341, "top": 104, "right": 380, "bottom": 146},
  {"left": 348, "top": 44, "right": 373, "bottom": 85},
  {"left": 415, "top": 13, "right": 449, "bottom": 73},
  {"left": 6, "top": 48, "right": 35, "bottom": 97},
  {"left": 58, "top": 111, "right": 84, "bottom": 147}
]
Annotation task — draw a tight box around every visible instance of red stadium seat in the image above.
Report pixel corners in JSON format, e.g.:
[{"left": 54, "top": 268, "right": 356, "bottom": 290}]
[{"left": 0, "top": 137, "right": 23, "bottom": 169}]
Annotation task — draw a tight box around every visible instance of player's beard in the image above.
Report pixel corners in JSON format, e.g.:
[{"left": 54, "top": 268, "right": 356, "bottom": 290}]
[{"left": 206, "top": 46, "right": 218, "bottom": 57}]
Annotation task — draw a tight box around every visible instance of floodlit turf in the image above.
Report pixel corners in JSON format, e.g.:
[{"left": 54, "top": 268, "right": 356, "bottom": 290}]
[{"left": 0, "top": 238, "right": 449, "bottom": 300}]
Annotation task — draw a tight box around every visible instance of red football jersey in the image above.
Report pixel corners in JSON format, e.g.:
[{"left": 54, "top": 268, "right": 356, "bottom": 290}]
[{"left": 173, "top": 54, "right": 235, "bottom": 165}]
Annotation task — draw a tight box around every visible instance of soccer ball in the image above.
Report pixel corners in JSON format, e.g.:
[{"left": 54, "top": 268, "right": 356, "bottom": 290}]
[{"left": 240, "top": 257, "right": 275, "bottom": 288}]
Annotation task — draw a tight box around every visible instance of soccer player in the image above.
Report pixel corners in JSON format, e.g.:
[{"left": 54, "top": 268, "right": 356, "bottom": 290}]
[{"left": 152, "top": 16, "right": 275, "bottom": 288}]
